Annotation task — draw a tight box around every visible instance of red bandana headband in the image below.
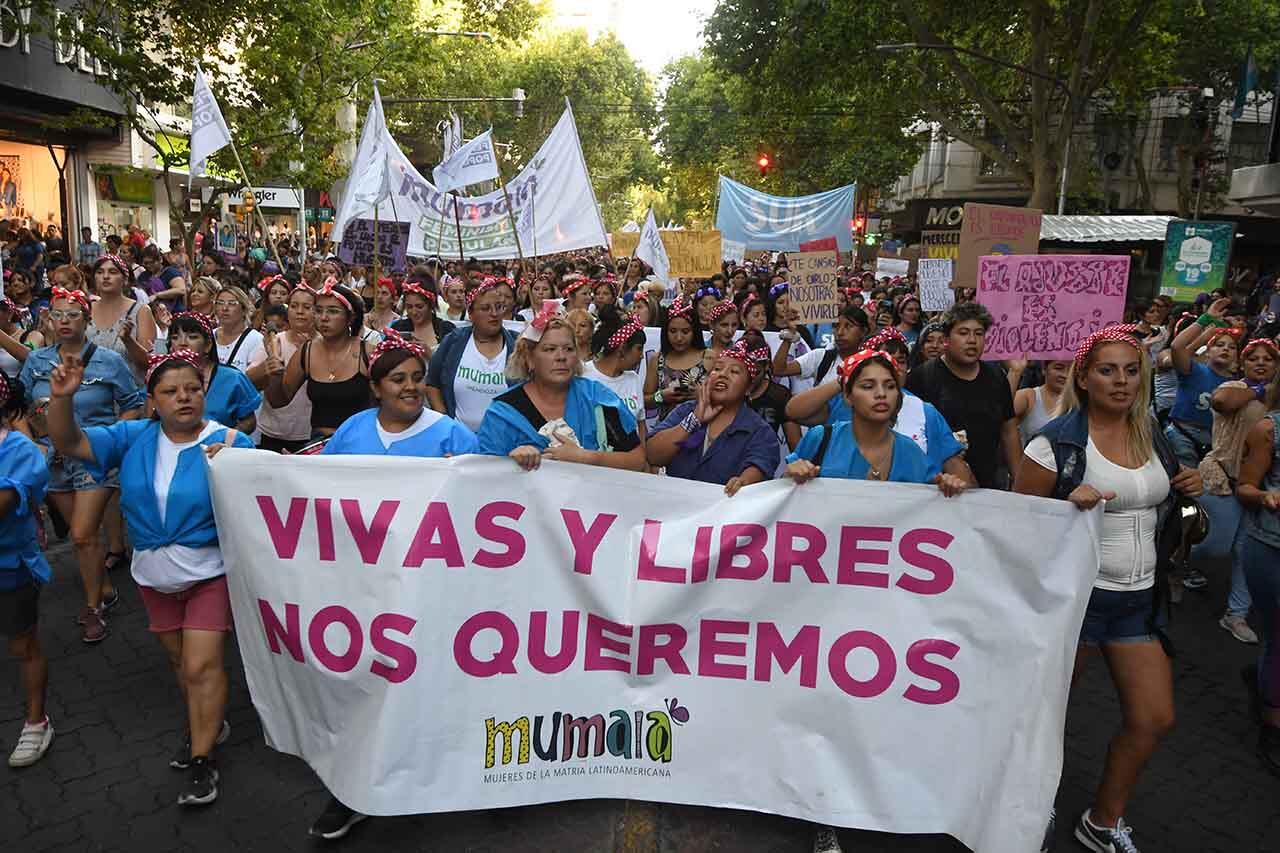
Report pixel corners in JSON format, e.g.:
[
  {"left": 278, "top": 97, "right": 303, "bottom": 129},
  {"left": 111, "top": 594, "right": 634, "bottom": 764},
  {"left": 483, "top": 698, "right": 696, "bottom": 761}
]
[
  {"left": 51, "top": 286, "right": 91, "bottom": 313},
  {"left": 864, "top": 326, "right": 907, "bottom": 351},
  {"left": 467, "top": 276, "right": 504, "bottom": 308},
  {"left": 377, "top": 276, "right": 398, "bottom": 295},
  {"left": 258, "top": 274, "right": 289, "bottom": 293},
  {"left": 401, "top": 281, "right": 437, "bottom": 305},
  {"left": 561, "top": 277, "right": 589, "bottom": 298},
  {"left": 667, "top": 298, "right": 694, "bottom": 321},
  {"left": 1242, "top": 337, "right": 1280, "bottom": 360},
  {"left": 370, "top": 328, "right": 427, "bottom": 367},
  {"left": 706, "top": 301, "right": 738, "bottom": 325},
  {"left": 317, "top": 276, "right": 353, "bottom": 314},
  {"left": 837, "top": 349, "right": 901, "bottom": 383},
  {"left": 739, "top": 294, "right": 760, "bottom": 315},
  {"left": 145, "top": 348, "right": 203, "bottom": 384},
  {"left": 604, "top": 315, "right": 644, "bottom": 352},
  {"left": 172, "top": 310, "right": 217, "bottom": 339},
  {"left": 1073, "top": 324, "right": 1142, "bottom": 373},
  {"left": 1207, "top": 326, "right": 1244, "bottom": 347},
  {"left": 719, "top": 339, "right": 771, "bottom": 380},
  {"left": 95, "top": 254, "right": 131, "bottom": 281}
]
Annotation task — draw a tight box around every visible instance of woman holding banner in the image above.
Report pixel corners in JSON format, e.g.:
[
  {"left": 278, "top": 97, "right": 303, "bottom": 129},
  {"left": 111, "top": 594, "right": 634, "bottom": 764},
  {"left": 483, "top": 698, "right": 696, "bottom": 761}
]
[
  {"left": 648, "top": 339, "right": 780, "bottom": 493},
  {"left": 44, "top": 348, "right": 255, "bottom": 806},
  {"left": 1014, "top": 325, "right": 1203, "bottom": 853},
  {"left": 477, "top": 304, "right": 645, "bottom": 472}
]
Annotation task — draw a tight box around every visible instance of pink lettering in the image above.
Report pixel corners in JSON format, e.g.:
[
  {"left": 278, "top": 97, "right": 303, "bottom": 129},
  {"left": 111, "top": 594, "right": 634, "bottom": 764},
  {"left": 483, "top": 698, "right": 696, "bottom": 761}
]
[
  {"left": 837, "top": 526, "right": 892, "bottom": 587},
  {"left": 828, "top": 629, "right": 896, "bottom": 698},
  {"left": 716, "top": 523, "right": 768, "bottom": 581},
  {"left": 636, "top": 623, "right": 691, "bottom": 676},
  {"left": 474, "top": 501, "right": 526, "bottom": 569},
  {"left": 584, "top": 613, "right": 633, "bottom": 672},
  {"left": 904, "top": 639, "right": 961, "bottom": 705},
  {"left": 698, "top": 619, "right": 749, "bottom": 679},
  {"left": 402, "top": 502, "right": 465, "bottom": 568},
  {"left": 315, "top": 498, "right": 335, "bottom": 562},
  {"left": 690, "top": 526, "right": 712, "bottom": 583},
  {"left": 637, "top": 519, "right": 686, "bottom": 583},
  {"left": 255, "top": 496, "right": 307, "bottom": 559},
  {"left": 369, "top": 613, "right": 418, "bottom": 684},
  {"left": 307, "top": 606, "right": 363, "bottom": 673},
  {"left": 772, "top": 522, "right": 829, "bottom": 583},
  {"left": 340, "top": 499, "right": 400, "bottom": 565},
  {"left": 897, "top": 528, "right": 955, "bottom": 595},
  {"left": 453, "top": 611, "right": 519, "bottom": 676},
  {"left": 257, "top": 599, "right": 304, "bottom": 661},
  {"left": 754, "top": 622, "right": 820, "bottom": 688},
  {"left": 528, "top": 610, "right": 579, "bottom": 674},
  {"left": 560, "top": 509, "right": 618, "bottom": 576}
]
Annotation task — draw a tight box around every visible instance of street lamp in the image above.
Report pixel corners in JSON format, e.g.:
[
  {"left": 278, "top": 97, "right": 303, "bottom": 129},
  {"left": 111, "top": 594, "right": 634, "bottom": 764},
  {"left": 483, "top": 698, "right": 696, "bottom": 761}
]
[{"left": 876, "top": 42, "right": 1074, "bottom": 214}]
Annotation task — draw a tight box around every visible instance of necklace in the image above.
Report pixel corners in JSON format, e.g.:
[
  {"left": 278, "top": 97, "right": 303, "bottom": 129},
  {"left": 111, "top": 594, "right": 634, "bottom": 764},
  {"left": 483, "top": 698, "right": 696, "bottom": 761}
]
[{"left": 321, "top": 340, "right": 355, "bottom": 381}]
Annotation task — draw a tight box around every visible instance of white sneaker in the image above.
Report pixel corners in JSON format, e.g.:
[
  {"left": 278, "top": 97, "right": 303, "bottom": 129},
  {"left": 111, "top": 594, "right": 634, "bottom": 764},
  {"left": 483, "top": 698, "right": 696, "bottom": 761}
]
[
  {"left": 8, "top": 717, "right": 54, "bottom": 767},
  {"left": 1219, "top": 614, "right": 1259, "bottom": 644}
]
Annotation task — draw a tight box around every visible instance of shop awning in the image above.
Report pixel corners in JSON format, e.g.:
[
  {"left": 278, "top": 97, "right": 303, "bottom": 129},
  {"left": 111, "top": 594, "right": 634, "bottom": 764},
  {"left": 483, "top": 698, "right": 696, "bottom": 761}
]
[{"left": 1040, "top": 215, "right": 1175, "bottom": 243}]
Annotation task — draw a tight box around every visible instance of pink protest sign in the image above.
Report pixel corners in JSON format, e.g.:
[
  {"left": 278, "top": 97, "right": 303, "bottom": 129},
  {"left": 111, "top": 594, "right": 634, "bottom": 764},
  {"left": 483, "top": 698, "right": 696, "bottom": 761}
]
[{"left": 976, "top": 254, "right": 1130, "bottom": 360}]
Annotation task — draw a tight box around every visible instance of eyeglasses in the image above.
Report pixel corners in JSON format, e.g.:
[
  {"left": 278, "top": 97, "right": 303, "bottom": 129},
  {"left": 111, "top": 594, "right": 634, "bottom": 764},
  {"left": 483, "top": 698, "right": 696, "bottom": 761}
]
[
  {"left": 49, "top": 310, "right": 85, "bottom": 321},
  {"left": 214, "top": 300, "right": 241, "bottom": 309},
  {"left": 472, "top": 302, "right": 509, "bottom": 315}
]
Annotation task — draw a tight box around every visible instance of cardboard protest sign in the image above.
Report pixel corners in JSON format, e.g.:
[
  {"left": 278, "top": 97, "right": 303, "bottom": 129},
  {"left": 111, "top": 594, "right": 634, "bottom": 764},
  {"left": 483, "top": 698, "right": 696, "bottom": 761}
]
[
  {"left": 976, "top": 254, "right": 1129, "bottom": 360},
  {"left": 610, "top": 231, "right": 722, "bottom": 279},
  {"left": 786, "top": 250, "right": 840, "bottom": 323},
  {"left": 918, "top": 258, "right": 956, "bottom": 312},
  {"left": 921, "top": 229, "right": 959, "bottom": 260},
  {"left": 1159, "top": 220, "right": 1234, "bottom": 301},
  {"left": 956, "top": 203, "right": 1042, "bottom": 289},
  {"left": 338, "top": 219, "right": 411, "bottom": 272},
  {"left": 875, "top": 257, "right": 910, "bottom": 281}
]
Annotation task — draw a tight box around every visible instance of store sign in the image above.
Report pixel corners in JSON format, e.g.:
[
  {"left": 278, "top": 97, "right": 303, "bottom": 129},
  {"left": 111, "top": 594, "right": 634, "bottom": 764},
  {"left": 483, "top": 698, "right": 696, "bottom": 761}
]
[
  {"left": 240, "top": 186, "right": 302, "bottom": 209},
  {"left": 924, "top": 204, "right": 966, "bottom": 228},
  {"left": 0, "top": 2, "right": 123, "bottom": 114}
]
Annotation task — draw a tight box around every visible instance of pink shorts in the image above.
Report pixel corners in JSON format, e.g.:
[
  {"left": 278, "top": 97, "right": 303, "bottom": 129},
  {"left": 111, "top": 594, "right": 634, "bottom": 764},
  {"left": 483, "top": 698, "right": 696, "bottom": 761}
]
[{"left": 137, "top": 576, "right": 233, "bottom": 634}]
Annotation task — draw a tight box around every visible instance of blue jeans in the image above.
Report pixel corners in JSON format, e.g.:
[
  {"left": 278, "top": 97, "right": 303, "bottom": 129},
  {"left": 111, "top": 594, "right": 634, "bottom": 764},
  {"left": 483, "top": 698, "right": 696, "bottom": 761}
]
[
  {"left": 1164, "top": 420, "right": 1211, "bottom": 468},
  {"left": 1241, "top": 534, "right": 1280, "bottom": 709},
  {"left": 1079, "top": 586, "right": 1166, "bottom": 646},
  {"left": 1191, "top": 493, "right": 1252, "bottom": 617}
]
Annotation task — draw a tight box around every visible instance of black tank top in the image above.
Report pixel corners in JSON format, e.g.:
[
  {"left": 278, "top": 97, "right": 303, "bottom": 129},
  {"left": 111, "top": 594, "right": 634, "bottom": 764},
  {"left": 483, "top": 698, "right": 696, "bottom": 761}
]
[{"left": 303, "top": 340, "right": 372, "bottom": 431}]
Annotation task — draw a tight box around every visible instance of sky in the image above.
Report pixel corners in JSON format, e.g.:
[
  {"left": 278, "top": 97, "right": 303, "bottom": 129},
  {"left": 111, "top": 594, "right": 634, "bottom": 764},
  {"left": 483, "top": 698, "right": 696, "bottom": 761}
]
[{"left": 547, "top": 0, "right": 718, "bottom": 78}]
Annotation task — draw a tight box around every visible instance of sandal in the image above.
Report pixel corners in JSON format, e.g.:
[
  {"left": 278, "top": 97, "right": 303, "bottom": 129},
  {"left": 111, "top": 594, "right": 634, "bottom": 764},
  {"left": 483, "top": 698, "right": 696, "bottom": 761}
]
[{"left": 103, "top": 551, "right": 130, "bottom": 574}]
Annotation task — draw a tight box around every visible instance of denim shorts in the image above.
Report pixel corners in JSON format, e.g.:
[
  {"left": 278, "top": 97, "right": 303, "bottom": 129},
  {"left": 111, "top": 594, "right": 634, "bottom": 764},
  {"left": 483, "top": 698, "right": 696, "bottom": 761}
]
[
  {"left": 47, "top": 454, "right": 119, "bottom": 493},
  {"left": 1080, "top": 586, "right": 1166, "bottom": 646}
]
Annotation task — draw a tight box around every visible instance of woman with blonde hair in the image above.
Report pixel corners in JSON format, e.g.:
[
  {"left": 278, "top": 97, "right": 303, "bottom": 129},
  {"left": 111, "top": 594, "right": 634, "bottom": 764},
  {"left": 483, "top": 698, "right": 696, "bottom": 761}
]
[
  {"left": 476, "top": 302, "right": 645, "bottom": 472},
  {"left": 211, "top": 286, "right": 262, "bottom": 374},
  {"left": 1014, "top": 325, "right": 1203, "bottom": 853},
  {"left": 565, "top": 307, "right": 594, "bottom": 363}
]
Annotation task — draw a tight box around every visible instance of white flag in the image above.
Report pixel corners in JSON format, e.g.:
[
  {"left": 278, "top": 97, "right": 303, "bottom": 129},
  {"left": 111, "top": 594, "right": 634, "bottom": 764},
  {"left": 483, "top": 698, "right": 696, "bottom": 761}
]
[
  {"left": 332, "top": 83, "right": 394, "bottom": 238},
  {"left": 433, "top": 129, "right": 500, "bottom": 194},
  {"left": 635, "top": 207, "right": 670, "bottom": 283},
  {"left": 189, "top": 66, "right": 232, "bottom": 178},
  {"left": 439, "top": 110, "right": 463, "bottom": 162}
]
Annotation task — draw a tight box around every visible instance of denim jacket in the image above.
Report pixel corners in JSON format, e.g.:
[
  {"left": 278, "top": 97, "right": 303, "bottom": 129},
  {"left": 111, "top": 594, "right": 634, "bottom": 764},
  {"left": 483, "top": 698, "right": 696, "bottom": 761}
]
[
  {"left": 426, "top": 326, "right": 518, "bottom": 419},
  {"left": 1035, "top": 407, "right": 1185, "bottom": 651}
]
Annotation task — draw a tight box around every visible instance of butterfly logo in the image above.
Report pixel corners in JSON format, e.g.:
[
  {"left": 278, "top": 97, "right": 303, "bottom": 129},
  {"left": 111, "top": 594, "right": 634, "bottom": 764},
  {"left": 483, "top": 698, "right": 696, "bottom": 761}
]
[{"left": 665, "top": 697, "right": 690, "bottom": 726}]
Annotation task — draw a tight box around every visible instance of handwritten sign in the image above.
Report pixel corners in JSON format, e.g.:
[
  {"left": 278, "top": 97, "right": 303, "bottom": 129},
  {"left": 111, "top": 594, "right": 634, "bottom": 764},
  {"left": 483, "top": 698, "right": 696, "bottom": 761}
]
[
  {"left": 786, "top": 250, "right": 840, "bottom": 323},
  {"left": 610, "top": 231, "right": 722, "bottom": 278},
  {"left": 918, "top": 258, "right": 956, "bottom": 313},
  {"left": 976, "top": 254, "right": 1130, "bottom": 361},
  {"left": 338, "top": 219, "right": 412, "bottom": 272},
  {"left": 874, "top": 257, "right": 910, "bottom": 281},
  {"left": 956, "top": 203, "right": 1042, "bottom": 290}
]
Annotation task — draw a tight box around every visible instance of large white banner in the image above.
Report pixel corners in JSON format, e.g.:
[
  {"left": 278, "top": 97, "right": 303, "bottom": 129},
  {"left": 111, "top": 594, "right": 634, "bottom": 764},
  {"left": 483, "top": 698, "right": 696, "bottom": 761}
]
[
  {"left": 347, "top": 105, "right": 607, "bottom": 260},
  {"left": 209, "top": 453, "right": 1100, "bottom": 853}
]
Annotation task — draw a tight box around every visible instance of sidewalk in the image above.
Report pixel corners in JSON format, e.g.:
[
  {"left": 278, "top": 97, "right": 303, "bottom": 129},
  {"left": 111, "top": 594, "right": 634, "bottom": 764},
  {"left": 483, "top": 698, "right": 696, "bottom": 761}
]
[{"left": 1, "top": 542, "right": 1275, "bottom": 852}]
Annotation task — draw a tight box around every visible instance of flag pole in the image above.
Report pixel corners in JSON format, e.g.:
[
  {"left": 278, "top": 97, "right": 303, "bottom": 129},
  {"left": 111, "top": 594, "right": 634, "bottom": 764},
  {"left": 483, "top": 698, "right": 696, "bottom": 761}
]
[
  {"left": 227, "top": 143, "right": 285, "bottom": 272},
  {"left": 451, "top": 191, "right": 465, "bottom": 265},
  {"left": 496, "top": 169, "right": 526, "bottom": 275}
]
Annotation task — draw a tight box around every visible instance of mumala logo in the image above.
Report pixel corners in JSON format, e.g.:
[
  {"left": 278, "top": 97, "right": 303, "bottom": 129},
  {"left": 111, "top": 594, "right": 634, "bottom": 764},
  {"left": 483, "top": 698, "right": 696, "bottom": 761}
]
[{"left": 484, "top": 698, "right": 689, "bottom": 771}]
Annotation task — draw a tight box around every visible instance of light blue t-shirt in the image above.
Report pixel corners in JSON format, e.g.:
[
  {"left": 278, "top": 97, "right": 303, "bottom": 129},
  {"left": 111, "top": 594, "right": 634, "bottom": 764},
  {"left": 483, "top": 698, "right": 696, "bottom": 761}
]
[
  {"left": 1170, "top": 361, "right": 1231, "bottom": 430},
  {"left": 787, "top": 423, "right": 932, "bottom": 483}
]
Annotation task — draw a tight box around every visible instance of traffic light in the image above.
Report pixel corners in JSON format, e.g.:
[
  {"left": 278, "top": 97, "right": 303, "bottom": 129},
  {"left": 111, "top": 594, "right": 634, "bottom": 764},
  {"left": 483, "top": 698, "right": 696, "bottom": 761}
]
[
  {"left": 242, "top": 190, "right": 256, "bottom": 213},
  {"left": 852, "top": 216, "right": 865, "bottom": 235},
  {"left": 757, "top": 153, "right": 771, "bottom": 176}
]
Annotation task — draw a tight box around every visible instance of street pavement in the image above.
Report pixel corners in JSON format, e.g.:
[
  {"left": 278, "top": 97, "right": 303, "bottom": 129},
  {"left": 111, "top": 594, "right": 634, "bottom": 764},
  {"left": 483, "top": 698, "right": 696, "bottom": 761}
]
[{"left": 2, "top": 539, "right": 1277, "bottom": 853}]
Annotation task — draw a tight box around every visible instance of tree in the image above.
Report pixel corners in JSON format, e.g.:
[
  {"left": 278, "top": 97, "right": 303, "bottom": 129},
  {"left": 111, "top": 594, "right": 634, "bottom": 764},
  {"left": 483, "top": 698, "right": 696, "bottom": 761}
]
[{"left": 703, "top": 0, "right": 1273, "bottom": 211}]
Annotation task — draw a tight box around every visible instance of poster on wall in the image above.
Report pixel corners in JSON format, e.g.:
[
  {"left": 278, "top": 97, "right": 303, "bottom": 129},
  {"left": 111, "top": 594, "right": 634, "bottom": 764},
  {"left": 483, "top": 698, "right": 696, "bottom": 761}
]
[{"left": 0, "top": 155, "right": 21, "bottom": 220}]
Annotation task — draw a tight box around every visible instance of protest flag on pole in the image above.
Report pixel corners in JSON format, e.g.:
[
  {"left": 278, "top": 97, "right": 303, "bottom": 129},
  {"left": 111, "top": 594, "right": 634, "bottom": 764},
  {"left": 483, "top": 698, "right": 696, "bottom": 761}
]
[
  {"left": 189, "top": 65, "right": 231, "bottom": 180},
  {"left": 433, "top": 129, "right": 501, "bottom": 194},
  {"left": 636, "top": 207, "right": 670, "bottom": 284},
  {"left": 332, "top": 82, "right": 394, "bottom": 239}
]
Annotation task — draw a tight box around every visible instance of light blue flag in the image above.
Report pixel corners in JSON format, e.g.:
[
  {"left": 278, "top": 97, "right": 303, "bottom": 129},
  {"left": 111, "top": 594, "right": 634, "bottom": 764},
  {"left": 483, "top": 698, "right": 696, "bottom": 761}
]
[
  {"left": 1232, "top": 46, "right": 1258, "bottom": 120},
  {"left": 715, "top": 175, "right": 857, "bottom": 251}
]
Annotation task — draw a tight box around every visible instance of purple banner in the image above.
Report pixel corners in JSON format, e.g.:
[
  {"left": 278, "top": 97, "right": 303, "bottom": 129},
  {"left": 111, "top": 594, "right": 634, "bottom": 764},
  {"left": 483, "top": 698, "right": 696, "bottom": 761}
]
[
  {"left": 338, "top": 219, "right": 411, "bottom": 271},
  {"left": 976, "top": 254, "right": 1130, "bottom": 360}
]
